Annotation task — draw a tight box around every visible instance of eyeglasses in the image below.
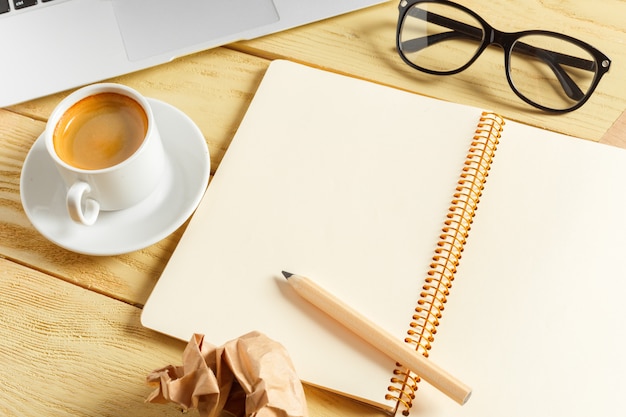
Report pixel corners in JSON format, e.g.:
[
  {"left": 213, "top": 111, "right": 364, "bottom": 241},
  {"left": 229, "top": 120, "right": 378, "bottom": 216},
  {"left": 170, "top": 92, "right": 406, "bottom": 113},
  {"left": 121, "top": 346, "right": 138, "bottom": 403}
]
[{"left": 396, "top": 0, "right": 611, "bottom": 113}]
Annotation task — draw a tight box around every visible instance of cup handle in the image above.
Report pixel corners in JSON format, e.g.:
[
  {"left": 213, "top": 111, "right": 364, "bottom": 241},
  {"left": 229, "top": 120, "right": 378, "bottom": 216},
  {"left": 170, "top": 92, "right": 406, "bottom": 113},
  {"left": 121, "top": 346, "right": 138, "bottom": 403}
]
[{"left": 66, "top": 181, "right": 100, "bottom": 226}]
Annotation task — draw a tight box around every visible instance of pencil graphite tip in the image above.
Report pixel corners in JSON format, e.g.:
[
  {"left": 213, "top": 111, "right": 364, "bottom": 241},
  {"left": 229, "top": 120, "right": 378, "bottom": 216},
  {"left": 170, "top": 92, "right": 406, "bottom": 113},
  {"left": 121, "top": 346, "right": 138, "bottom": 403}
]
[{"left": 282, "top": 271, "right": 293, "bottom": 279}]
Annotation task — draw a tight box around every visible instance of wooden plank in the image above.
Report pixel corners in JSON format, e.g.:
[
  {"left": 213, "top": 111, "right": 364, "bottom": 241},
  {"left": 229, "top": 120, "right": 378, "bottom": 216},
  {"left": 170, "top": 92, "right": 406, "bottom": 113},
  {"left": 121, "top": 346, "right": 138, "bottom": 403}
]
[
  {"left": 0, "top": 259, "right": 387, "bottom": 417},
  {"left": 0, "top": 258, "right": 186, "bottom": 416},
  {"left": 230, "top": 0, "right": 626, "bottom": 142}
]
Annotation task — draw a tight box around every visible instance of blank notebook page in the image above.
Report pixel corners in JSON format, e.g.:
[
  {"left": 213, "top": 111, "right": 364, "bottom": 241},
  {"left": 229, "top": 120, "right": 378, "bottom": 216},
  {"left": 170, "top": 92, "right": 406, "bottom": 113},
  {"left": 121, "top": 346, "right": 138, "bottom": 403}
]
[
  {"left": 142, "top": 60, "right": 626, "bottom": 415},
  {"left": 142, "top": 60, "right": 485, "bottom": 411}
]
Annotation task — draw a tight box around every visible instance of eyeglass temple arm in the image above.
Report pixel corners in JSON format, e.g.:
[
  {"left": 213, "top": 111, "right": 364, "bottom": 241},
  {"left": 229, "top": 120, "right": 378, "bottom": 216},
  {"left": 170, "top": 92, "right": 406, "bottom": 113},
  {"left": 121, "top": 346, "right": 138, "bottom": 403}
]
[{"left": 402, "top": 9, "right": 592, "bottom": 100}]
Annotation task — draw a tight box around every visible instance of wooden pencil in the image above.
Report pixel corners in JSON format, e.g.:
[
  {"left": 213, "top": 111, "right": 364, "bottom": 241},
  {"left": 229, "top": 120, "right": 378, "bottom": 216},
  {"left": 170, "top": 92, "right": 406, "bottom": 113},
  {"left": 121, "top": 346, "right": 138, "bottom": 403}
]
[{"left": 282, "top": 271, "right": 472, "bottom": 406}]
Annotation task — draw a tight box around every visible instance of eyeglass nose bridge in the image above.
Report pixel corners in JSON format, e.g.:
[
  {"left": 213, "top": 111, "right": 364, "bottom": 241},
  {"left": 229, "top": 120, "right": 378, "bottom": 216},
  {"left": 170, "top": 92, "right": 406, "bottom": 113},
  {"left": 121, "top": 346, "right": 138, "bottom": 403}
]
[
  {"left": 485, "top": 27, "right": 514, "bottom": 49},
  {"left": 484, "top": 30, "right": 532, "bottom": 106},
  {"left": 454, "top": 24, "right": 516, "bottom": 71}
]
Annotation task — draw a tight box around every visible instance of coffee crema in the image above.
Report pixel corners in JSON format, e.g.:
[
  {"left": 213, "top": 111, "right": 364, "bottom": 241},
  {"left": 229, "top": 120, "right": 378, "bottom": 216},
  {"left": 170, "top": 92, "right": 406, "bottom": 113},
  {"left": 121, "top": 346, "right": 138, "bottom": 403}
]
[{"left": 53, "top": 92, "right": 148, "bottom": 170}]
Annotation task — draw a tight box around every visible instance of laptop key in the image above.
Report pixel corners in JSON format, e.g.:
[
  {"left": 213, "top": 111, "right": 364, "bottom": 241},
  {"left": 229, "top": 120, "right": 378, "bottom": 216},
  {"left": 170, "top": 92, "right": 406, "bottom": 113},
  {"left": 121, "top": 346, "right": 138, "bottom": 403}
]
[
  {"left": 0, "top": 0, "right": 9, "bottom": 14},
  {"left": 13, "top": 0, "right": 38, "bottom": 9}
]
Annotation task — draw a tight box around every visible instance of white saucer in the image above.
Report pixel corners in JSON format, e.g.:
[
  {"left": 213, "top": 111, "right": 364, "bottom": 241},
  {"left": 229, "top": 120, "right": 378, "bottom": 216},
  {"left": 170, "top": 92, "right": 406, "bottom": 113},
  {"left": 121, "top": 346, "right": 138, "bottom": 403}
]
[{"left": 20, "top": 98, "right": 211, "bottom": 256}]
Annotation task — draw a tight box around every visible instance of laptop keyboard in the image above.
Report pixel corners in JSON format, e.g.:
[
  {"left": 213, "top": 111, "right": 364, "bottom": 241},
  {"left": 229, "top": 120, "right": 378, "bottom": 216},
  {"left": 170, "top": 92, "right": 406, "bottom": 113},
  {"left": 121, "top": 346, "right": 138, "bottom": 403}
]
[{"left": 1, "top": 0, "right": 65, "bottom": 14}]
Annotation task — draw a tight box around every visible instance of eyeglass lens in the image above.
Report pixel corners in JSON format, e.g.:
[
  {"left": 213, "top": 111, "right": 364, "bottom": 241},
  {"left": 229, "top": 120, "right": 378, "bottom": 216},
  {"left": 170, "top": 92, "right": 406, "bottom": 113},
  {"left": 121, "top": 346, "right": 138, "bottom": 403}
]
[{"left": 399, "top": 2, "right": 602, "bottom": 111}]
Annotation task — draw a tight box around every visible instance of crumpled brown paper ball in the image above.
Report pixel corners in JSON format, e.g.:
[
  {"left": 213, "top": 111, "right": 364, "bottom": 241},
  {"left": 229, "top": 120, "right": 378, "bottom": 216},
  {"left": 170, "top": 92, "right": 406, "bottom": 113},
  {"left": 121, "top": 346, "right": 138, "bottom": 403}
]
[{"left": 146, "top": 331, "right": 308, "bottom": 417}]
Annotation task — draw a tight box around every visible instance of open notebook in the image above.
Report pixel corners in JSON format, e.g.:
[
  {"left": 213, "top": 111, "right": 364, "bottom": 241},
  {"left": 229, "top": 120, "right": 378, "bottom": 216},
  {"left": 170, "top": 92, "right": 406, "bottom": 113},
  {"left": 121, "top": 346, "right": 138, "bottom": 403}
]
[{"left": 142, "top": 60, "right": 626, "bottom": 416}]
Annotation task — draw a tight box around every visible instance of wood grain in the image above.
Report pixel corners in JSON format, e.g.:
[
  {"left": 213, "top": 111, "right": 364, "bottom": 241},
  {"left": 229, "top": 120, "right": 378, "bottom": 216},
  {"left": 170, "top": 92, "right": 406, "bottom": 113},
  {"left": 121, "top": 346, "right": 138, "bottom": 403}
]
[
  {"left": 0, "top": 258, "right": 186, "bottom": 416},
  {"left": 0, "top": 259, "right": 387, "bottom": 417}
]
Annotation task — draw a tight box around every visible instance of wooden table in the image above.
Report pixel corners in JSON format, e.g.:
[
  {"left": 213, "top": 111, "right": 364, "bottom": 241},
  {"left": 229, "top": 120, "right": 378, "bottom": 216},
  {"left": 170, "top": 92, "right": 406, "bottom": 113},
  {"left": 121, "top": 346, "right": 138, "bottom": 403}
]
[{"left": 1, "top": 1, "right": 625, "bottom": 416}]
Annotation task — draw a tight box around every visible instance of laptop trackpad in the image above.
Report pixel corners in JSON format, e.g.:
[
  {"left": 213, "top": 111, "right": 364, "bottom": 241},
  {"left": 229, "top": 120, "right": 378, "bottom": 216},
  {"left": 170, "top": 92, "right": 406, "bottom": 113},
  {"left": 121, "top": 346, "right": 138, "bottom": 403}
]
[{"left": 112, "top": 0, "right": 279, "bottom": 62}]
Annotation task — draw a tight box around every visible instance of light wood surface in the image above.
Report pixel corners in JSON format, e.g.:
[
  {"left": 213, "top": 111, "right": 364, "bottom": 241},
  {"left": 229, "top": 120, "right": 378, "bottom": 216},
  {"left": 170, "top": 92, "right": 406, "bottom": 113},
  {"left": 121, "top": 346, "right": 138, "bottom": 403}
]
[{"left": 1, "top": 1, "right": 625, "bottom": 416}]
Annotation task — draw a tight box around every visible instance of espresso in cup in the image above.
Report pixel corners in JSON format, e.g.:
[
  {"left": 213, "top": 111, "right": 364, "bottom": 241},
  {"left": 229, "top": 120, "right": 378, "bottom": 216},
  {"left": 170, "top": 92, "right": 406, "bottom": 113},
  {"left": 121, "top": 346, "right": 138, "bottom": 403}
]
[
  {"left": 45, "top": 83, "right": 166, "bottom": 226},
  {"left": 53, "top": 92, "right": 148, "bottom": 170}
]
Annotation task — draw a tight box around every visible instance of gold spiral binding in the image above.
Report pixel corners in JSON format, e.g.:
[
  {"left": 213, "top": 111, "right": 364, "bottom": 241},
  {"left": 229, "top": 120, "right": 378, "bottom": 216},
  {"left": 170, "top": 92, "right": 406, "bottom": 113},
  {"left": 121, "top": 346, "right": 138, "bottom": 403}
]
[{"left": 387, "top": 112, "right": 504, "bottom": 416}]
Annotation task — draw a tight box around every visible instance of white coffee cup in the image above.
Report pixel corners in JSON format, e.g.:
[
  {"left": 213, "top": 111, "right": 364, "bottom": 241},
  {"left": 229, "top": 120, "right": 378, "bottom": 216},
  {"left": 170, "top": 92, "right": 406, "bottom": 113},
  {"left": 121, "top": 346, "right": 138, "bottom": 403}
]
[{"left": 45, "top": 83, "right": 166, "bottom": 226}]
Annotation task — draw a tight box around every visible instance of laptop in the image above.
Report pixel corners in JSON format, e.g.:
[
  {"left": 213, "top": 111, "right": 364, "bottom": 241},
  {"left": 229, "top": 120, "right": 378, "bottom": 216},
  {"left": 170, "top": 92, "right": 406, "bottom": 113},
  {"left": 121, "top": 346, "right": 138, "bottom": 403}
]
[{"left": 0, "top": 0, "right": 385, "bottom": 107}]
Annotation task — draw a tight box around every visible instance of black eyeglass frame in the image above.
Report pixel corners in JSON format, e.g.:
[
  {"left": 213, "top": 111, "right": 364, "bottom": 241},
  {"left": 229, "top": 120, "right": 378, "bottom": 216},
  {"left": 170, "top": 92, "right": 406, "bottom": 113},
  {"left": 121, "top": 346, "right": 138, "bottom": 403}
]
[{"left": 396, "top": 0, "right": 612, "bottom": 113}]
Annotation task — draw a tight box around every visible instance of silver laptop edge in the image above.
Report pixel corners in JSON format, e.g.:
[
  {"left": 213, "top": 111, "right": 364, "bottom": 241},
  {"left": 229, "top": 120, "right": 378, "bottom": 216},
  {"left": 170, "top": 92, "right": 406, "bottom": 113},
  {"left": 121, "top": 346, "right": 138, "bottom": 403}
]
[{"left": 0, "top": 0, "right": 386, "bottom": 107}]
